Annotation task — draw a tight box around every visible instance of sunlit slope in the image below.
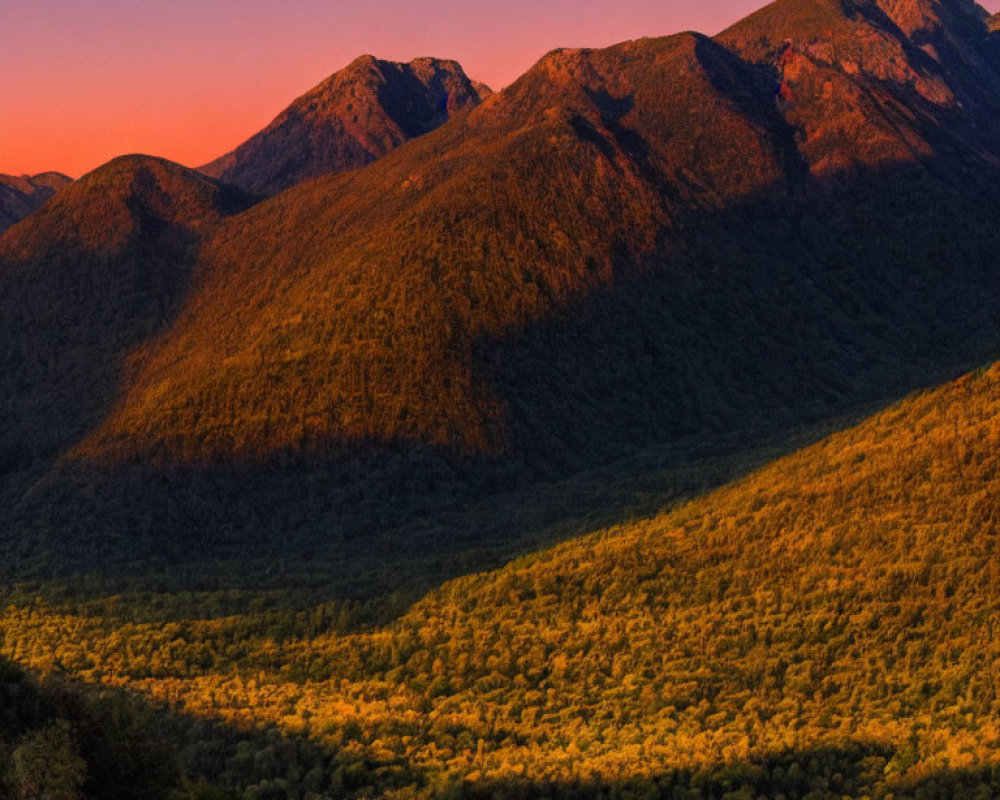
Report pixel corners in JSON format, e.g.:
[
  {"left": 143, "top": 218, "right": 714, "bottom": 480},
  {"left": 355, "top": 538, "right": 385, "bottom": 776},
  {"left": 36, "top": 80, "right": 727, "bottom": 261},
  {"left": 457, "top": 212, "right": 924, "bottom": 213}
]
[
  {"left": 6, "top": 363, "right": 1000, "bottom": 795},
  {"left": 394, "top": 361, "right": 1000, "bottom": 724},
  {"left": 719, "top": 0, "right": 1000, "bottom": 174},
  {"left": 292, "top": 359, "right": 1000, "bottom": 776},
  {"left": 74, "top": 24, "right": 1000, "bottom": 470}
]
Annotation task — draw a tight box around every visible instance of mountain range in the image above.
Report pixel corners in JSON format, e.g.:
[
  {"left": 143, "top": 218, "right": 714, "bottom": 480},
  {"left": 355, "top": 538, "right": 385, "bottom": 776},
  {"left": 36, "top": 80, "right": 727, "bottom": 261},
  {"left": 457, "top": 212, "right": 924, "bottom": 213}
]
[{"left": 5, "top": 0, "right": 1000, "bottom": 567}]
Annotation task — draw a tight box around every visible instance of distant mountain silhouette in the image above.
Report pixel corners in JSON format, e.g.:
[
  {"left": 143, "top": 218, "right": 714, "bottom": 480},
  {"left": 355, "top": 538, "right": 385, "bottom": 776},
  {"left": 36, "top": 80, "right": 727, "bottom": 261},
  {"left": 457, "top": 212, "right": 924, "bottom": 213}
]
[
  {"left": 199, "top": 55, "right": 491, "bottom": 195},
  {"left": 0, "top": 172, "right": 72, "bottom": 234}
]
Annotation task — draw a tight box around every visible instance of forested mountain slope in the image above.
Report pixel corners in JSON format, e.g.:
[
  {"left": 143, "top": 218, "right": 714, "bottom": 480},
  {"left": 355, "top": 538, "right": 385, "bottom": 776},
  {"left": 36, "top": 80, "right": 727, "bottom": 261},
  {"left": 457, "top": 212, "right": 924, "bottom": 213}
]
[
  {"left": 5, "top": 359, "right": 1000, "bottom": 798},
  {"left": 4, "top": 0, "right": 1000, "bottom": 570},
  {"left": 4, "top": 1, "right": 1000, "bottom": 798},
  {"left": 66, "top": 15, "right": 1000, "bottom": 469},
  {"left": 0, "top": 156, "right": 249, "bottom": 476}
]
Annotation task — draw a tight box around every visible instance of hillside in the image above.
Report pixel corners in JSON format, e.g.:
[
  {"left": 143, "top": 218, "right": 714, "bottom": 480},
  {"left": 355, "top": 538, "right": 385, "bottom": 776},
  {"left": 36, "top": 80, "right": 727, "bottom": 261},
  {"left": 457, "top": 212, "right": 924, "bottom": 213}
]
[
  {"left": 0, "top": 172, "right": 72, "bottom": 233},
  {"left": 0, "top": 156, "right": 248, "bottom": 473},
  {"left": 82, "top": 33, "right": 795, "bottom": 463},
  {"left": 199, "top": 56, "right": 490, "bottom": 195},
  {"left": 718, "top": 0, "right": 1000, "bottom": 173},
  {"left": 5, "top": 359, "right": 1000, "bottom": 798}
]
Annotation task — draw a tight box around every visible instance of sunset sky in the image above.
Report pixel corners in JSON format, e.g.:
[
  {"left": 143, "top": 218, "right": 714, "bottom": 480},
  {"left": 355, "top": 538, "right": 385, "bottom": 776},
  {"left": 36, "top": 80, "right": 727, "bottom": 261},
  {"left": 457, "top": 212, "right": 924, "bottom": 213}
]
[{"left": 4, "top": 0, "right": 1000, "bottom": 178}]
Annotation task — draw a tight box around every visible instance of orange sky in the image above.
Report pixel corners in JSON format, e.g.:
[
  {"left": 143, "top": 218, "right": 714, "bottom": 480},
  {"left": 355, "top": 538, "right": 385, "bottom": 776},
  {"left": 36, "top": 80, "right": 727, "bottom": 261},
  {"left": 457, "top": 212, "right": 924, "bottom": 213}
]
[{"left": 4, "top": 0, "right": 1000, "bottom": 178}]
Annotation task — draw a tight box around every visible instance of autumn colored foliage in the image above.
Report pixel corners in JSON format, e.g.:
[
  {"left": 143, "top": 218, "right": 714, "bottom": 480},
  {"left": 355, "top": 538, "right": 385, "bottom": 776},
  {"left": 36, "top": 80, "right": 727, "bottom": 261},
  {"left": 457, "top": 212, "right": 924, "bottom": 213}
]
[{"left": 3, "top": 0, "right": 1000, "bottom": 798}]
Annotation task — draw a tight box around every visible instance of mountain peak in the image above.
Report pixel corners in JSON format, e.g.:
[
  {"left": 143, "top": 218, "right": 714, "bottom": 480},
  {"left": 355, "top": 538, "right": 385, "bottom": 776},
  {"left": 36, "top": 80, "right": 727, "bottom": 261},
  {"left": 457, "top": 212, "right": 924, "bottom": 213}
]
[
  {"left": 0, "top": 156, "right": 251, "bottom": 467},
  {"left": 718, "top": 0, "right": 1000, "bottom": 174},
  {"left": 720, "top": 0, "right": 993, "bottom": 55},
  {"left": 875, "top": 0, "right": 987, "bottom": 36},
  {"left": 199, "top": 55, "right": 489, "bottom": 196},
  {"left": 2, "top": 155, "right": 240, "bottom": 261},
  {"left": 346, "top": 52, "right": 379, "bottom": 68}
]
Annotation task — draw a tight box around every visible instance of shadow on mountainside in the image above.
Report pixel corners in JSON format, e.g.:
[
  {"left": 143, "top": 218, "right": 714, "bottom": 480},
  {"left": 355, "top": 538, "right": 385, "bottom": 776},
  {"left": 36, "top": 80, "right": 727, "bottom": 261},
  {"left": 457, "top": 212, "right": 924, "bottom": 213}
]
[
  {"left": 441, "top": 754, "right": 1000, "bottom": 800},
  {"left": 474, "top": 157, "right": 1000, "bottom": 474},
  {"left": 0, "top": 407, "right": 866, "bottom": 622},
  {"left": 0, "top": 655, "right": 391, "bottom": 800},
  {"left": 5, "top": 0, "right": 1000, "bottom": 612},
  {"left": 3, "top": 150, "right": 1000, "bottom": 625},
  {"left": 2, "top": 653, "right": 999, "bottom": 800}
]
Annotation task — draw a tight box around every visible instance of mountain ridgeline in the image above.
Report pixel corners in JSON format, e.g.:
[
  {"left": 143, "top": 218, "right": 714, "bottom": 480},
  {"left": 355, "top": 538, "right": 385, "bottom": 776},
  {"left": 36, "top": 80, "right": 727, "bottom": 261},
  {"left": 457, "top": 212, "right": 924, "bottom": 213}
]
[
  {"left": 0, "top": 172, "right": 72, "bottom": 234},
  {"left": 199, "top": 55, "right": 491, "bottom": 195},
  {"left": 3, "top": 0, "right": 1000, "bottom": 571}
]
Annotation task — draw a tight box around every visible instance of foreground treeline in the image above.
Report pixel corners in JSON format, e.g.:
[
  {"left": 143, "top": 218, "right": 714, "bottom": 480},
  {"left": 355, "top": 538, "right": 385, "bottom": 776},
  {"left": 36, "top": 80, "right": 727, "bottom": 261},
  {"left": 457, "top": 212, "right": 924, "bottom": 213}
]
[
  {"left": 3, "top": 655, "right": 1000, "bottom": 800},
  {"left": 0, "top": 656, "right": 382, "bottom": 800},
  {"left": 0, "top": 658, "right": 179, "bottom": 799}
]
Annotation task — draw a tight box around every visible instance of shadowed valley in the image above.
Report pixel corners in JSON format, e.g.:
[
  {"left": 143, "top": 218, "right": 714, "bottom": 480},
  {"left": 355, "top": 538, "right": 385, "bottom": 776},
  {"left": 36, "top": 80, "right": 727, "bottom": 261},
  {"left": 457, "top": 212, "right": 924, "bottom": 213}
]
[{"left": 6, "top": 331, "right": 1000, "bottom": 799}]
